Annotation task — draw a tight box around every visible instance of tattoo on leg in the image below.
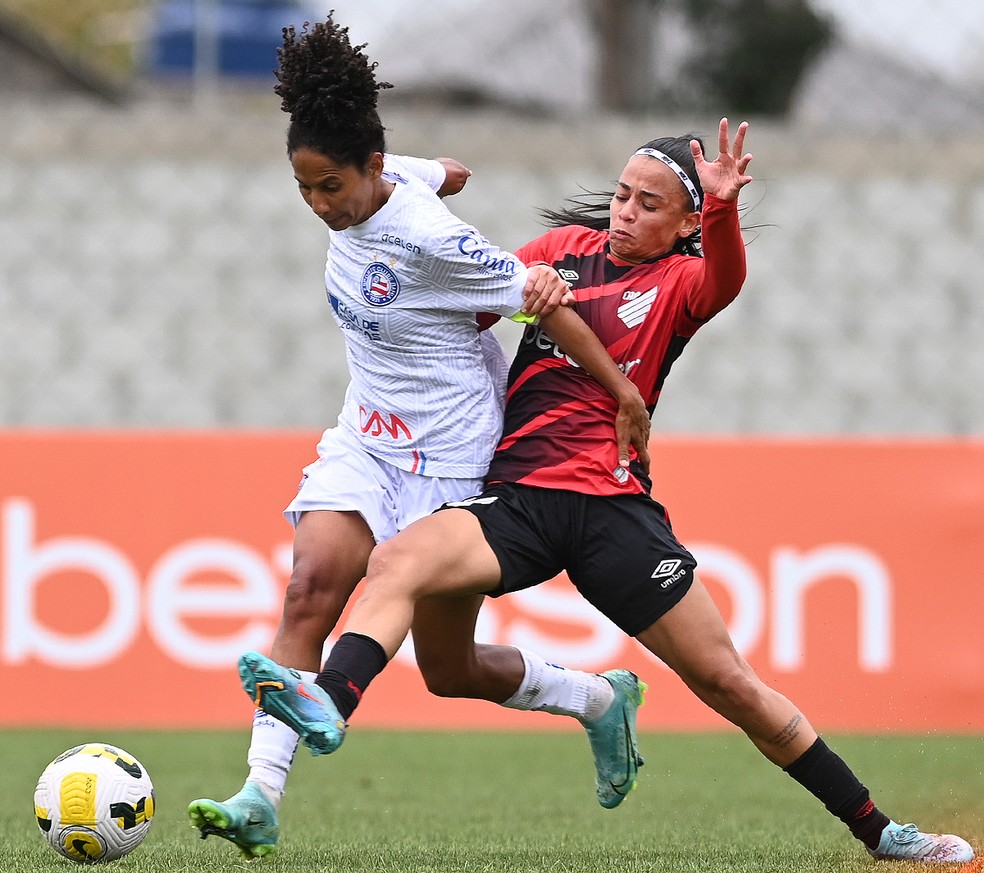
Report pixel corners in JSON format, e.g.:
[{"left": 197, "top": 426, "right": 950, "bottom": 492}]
[{"left": 772, "top": 715, "right": 803, "bottom": 747}]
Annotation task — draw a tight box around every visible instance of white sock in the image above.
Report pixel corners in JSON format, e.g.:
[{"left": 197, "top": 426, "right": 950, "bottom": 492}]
[
  {"left": 244, "top": 669, "right": 312, "bottom": 806},
  {"left": 501, "top": 649, "right": 614, "bottom": 721}
]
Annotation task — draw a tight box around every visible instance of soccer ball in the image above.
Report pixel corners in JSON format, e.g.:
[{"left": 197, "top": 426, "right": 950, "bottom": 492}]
[{"left": 34, "top": 742, "right": 155, "bottom": 863}]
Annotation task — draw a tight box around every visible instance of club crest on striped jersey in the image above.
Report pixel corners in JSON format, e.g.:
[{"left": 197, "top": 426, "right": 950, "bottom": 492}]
[
  {"left": 361, "top": 262, "right": 401, "bottom": 306},
  {"left": 617, "top": 286, "right": 658, "bottom": 328}
]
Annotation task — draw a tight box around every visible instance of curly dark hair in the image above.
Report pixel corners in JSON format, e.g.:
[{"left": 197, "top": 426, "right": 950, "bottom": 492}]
[
  {"left": 274, "top": 13, "right": 393, "bottom": 167},
  {"left": 539, "top": 134, "right": 706, "bottom": 258}
]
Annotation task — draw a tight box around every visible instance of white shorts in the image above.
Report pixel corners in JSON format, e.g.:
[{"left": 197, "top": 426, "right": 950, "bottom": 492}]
[{"left": 284, "top": 425, "right": 485, "bottom": 543}]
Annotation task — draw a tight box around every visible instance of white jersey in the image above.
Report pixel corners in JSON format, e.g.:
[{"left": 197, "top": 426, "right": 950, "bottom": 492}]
[{"left": 323, "top": 154, "right": 526, "bottom": 478}]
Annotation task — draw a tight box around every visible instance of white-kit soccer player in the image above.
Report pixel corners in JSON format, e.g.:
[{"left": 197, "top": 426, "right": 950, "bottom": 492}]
[{"left": 187, "top": 15, "right": 651, "bottom": 859}]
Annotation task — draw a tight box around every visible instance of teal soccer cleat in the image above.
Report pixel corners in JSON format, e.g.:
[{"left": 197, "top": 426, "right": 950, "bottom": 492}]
[
  {"left": 579, "top": 669, "right": 647, "bottom": 809},
  {"left": 187, "top": 782, "right": 278, "bottom": 859},
  {"left": 238, "top": 651, "right": 347, "bottom": 756},
  {"left": 869, "top": 821, "right": 974, "bottom": 863}
]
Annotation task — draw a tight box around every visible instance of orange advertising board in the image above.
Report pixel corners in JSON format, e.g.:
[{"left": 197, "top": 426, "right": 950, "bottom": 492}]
[{"left": 1, "top": 431, "right": 982, "bottom": 732}]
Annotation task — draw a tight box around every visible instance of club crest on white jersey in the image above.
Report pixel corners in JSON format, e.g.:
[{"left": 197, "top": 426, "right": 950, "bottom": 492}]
[{"left": 361, "top": 262, "right": 401, "bottom": 306}]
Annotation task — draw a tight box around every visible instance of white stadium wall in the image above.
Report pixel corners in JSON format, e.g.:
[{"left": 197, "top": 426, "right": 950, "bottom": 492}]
[{"left": 2, "top": 104, "right": 984, "bottom": 435}]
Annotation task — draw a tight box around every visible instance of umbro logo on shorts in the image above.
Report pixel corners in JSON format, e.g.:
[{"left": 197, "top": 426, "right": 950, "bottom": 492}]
[
  {"left": 651, "top": 559, "right": 681, "bottom": 578},
  {"left": 651, "top": 559, "right": 686, "bottom": 588}
]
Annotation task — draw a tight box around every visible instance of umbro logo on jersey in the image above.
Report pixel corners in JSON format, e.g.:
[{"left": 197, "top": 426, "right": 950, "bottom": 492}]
[
  {"left": 559, "top": 268, "right": 579, "bottom": 285},
  {"left": 618, "top": 286, "right": 658, "bottom": 328}
]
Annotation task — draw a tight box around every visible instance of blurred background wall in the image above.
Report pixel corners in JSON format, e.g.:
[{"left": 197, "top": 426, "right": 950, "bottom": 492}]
[{"left": 2, "top": 0, "right": 984, "bottom": 435}]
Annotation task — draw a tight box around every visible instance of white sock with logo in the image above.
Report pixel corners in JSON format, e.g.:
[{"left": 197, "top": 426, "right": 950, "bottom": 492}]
[
  {"left": 501, "top": 649, "right": 614, "bottom": 721},
  {"left": 244, "top": 669, "right": 313, "bottom": 806}
]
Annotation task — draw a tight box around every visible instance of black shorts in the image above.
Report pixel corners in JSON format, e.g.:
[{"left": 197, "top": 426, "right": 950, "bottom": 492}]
[{"left": 443, "top": 482, "right": 695, "bottom": 637}]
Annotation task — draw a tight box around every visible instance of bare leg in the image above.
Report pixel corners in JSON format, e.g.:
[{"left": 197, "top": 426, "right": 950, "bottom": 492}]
[
  {"left": 637, "top": 575, "right": 817, "bottom": 766},
  {"left": 271, "top": 509, "right": 376, "bottom": 669},
  {"left": 412, "top": 593, "right": 526, "bottom": 703},
  {"left": 354, "top": 509, "right": 618, "bottom": 721},
  {"left": 247, "top": 509, "right": 376, "bottom": 793},
  {"left": 637, "top": 575, "right": 975, "bottom": 859},
  {"left": 344, "top": 508, "right": 501, "bottom": 657}
]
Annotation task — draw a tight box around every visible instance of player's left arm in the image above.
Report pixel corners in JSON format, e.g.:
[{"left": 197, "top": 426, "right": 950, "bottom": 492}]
[{"left": 538, "top": 306, "right": 651, "bottom": 474}]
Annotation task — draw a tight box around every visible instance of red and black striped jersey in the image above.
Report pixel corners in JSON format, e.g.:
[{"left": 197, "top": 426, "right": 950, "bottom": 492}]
[{"left": 486, "top": 194, "right": 746, "bottom": 496}]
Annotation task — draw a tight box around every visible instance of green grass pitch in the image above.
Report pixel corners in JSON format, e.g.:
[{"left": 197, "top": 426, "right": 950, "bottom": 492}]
[{"left": 3, "top": 728, "right": 981, "bottom": 872}]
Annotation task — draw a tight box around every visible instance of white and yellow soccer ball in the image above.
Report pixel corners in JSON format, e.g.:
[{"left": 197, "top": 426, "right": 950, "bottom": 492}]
[{"left": 34, "top": 742, "right": 155, "bottom": 863}]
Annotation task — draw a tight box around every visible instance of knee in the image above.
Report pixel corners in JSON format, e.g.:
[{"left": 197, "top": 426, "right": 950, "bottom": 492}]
[
  {"left": 364, "top": 538, "right": 427, "bottom": 597},
  {"left": 366, "top": 535, "right": 415, "bottom": 576},
  {"left": 281, "top": 558, "right": 348, "bottom": 620},
  {"left": 691, "top": 660, "right": 766, "bottom": 714}
]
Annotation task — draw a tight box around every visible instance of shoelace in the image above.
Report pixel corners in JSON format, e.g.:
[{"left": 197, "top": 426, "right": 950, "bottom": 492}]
[{"left": 890, "top": 823, "right": 922, "bottom": 845}]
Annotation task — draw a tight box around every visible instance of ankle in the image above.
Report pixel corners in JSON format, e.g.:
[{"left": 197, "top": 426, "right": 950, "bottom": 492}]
[{"left": 245, "top": 778, "right": 281, "bottom": 809}]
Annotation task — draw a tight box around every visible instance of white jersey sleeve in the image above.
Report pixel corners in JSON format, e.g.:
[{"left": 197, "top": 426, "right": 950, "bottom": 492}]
[{"left": 383, "top": 154, "right": 446, "bottom": 194}]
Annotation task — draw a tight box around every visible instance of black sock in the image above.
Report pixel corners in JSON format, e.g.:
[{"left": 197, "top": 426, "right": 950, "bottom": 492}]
[
  {"left": 784, "top": 738, "right": 891, "bottom": 850},
  {"left": 315, "top": 632, "right": 389, "bottom": 721}
]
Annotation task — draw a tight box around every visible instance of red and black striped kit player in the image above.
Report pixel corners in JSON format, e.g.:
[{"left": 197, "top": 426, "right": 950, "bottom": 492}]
[{"left": 491, "top": 191, "right": 744, "bottom": 496}]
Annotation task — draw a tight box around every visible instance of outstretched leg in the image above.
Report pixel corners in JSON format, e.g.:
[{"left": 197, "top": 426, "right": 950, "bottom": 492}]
[{"left": 636, "top": 576, "right": 973, "bottom": 863}]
